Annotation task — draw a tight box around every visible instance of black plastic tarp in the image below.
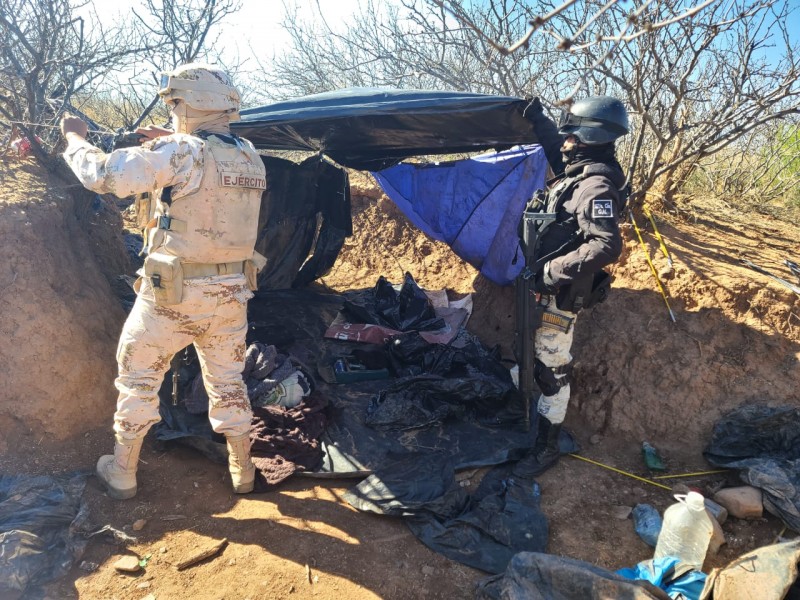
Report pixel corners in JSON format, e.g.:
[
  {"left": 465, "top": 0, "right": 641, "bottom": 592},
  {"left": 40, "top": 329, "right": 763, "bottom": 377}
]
[
  {"left": 704, "top": 404, "right": 800, "bottom": 531},
  {"left": 232, "top": 88, "right": 539, "bottom": 170}
]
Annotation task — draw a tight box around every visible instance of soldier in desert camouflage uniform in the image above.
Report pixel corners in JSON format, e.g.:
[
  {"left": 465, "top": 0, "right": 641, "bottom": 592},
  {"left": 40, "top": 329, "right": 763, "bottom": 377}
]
[{"left": 61, "top": 63, "right": 266, "bottom": 499}]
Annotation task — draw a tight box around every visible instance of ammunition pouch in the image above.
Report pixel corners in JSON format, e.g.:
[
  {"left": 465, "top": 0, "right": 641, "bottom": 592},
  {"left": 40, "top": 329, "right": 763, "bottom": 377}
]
[
  {"left": 534, "top": 358, "right": 572, "bottom": 397},
  {"left": 556, "top": 269, "right": 612, "bottom": 313},
  {"left": 143, "top": 254, "right": 183, "bottom": 305},
  {"left": 244, "top": 251, "right": 268, "bottom": 291}
]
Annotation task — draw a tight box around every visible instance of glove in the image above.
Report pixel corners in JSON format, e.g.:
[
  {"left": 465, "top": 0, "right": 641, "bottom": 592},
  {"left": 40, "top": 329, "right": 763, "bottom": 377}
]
[
  {"left": 528, "top": 97, "right": 543, "bottom": 114},
  {"left": 533, "top": 263, "right": 558, "bottom": 294}
]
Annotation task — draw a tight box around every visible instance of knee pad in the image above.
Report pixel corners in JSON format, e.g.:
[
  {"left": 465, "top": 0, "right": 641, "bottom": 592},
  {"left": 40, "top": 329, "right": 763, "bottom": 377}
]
[{"left": 534, "top": 358, "right": 572, "bottom": 397}]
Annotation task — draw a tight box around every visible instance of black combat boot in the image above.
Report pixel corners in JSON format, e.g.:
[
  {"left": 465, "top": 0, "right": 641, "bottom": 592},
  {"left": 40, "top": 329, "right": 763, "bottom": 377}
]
[{"left": 512, "top": 417, "right": 562, "bottom": 478}]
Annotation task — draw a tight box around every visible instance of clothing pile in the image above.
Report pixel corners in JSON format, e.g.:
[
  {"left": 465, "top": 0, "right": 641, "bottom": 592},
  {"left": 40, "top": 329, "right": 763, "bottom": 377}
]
[{"left": 183, "top": 342, "right": 312, "bottom": 413}]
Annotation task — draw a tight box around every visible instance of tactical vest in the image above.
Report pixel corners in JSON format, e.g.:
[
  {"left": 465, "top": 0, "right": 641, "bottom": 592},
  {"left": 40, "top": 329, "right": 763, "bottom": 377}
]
[
  {"left": 537, "top": 162, "right": 626, "bottom": 262},
  {"left": 145, "top": 133, "right": 266, "bottom": 264}
]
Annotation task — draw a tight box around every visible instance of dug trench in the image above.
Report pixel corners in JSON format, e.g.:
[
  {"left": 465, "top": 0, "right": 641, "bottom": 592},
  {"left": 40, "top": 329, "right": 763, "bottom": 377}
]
[{"left": 1, "top": 160, "right": 798, "bottom": 599}]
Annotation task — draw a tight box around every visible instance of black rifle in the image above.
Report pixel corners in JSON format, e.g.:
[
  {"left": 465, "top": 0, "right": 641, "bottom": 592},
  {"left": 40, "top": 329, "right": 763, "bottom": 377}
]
[{"left": 514, "top": 192, "right": 557, "bottom": 431}]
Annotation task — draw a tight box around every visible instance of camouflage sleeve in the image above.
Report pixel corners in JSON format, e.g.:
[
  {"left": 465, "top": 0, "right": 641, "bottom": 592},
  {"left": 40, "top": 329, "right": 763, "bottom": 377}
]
[
  {"left": 62, "top": 135, "right": 203, "bottom": 199},
  {"left": 547, "top": 176, "right": 623, "bottom": 284}
]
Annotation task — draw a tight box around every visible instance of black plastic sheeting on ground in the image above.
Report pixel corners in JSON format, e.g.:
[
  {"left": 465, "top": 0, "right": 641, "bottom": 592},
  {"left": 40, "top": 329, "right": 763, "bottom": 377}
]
[
  {"left": 232, "top": 88, "right": 540, "bottom": 171},
  {"left": 255, "top": 155, "right": 351, "bottom": 290},
  {"left": 703, "top": 404, "right": 800, "bottom": 531},
  {"left": 475, "top": 552, "right": 672, "bottom": 600},
  {"left": 344, "top": 458, "right": 548, "bottom": 574},
  {"left": 343, "top": 273, "right": 444, "bottom": 332},
  {"left": 152, "top": 289, "right": 570, "bottom": 478},
  {"left": 0, "top": 473, "right": 89, "bottom": 599}
]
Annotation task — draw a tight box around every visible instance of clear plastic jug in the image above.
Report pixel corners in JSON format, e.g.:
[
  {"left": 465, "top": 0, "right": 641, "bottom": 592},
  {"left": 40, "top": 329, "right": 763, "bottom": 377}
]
[{"left": 653, "top": 491, "right": 715, "bottom": 571}]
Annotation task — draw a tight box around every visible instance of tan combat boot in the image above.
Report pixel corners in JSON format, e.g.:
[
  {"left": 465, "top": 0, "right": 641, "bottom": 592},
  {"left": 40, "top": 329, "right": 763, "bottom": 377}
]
[
  {"left": 96, "top": 435, "right": 144, "bottom": 500},
  {"left": 226, "top": 433, "right": 255, "bottom": 494}
]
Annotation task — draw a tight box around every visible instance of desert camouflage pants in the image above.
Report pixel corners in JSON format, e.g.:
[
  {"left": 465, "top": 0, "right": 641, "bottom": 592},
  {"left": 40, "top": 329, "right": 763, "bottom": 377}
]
[
  {"left": 534, "top": 298, "right": 576, "bottom": 425},
  {"left": 114, "top": 273, "right": 253, "bottom": 441}
]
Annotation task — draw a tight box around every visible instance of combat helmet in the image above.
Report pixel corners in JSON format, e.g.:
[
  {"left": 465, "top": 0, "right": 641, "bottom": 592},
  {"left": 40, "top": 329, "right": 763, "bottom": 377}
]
[
  {"left": 558, "top": 96, "right": 629, "bottom": 145},
  {"left": 158, "top": 63, "right": 240, "bottom": 114}
]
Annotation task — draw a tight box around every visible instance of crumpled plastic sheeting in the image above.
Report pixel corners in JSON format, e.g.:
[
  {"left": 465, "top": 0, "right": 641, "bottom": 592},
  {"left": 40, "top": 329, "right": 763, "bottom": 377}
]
[
  {"left": 365, "top": 374, "right": 518, "bottom": 431},
  {"left": 0, "top": 473, "right": 89, "bottom": 599},
  {"left": 476, "top": 552, "right": 672, "bottom": 600},
  {"left": 700, "top": 539, "right": 800, "bottom": 600},
  {"left": 344, "top": 457, "right": 548, "bottom": 574},
  {"left": 703, "top": 404, "right": 800, "bottom": 531},
  {"left": 617, "top": 557, "right": 706, "bottom": 600},
  {"left": 343, "top": 273, "right": 445, "bottom": 332}
]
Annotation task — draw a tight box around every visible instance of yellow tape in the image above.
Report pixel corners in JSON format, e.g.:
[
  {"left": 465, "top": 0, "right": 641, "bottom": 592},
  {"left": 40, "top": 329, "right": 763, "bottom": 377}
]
[
  {"left": 651, "top": 470, "right": 728, "bottom": 480},
  {"left": 568, "top": 453, "right": 673, "bottom": 491}
]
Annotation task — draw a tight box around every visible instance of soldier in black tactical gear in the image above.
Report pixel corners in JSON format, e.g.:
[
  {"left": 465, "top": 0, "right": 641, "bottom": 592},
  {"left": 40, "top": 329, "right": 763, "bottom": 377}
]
[{"left": 514, "top": 95, "right": 630, "bottom": 477}]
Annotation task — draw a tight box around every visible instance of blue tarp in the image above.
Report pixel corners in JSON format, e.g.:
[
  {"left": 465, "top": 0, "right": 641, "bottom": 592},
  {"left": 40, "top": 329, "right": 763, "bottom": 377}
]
[{"left": 372, "top": 145, "right": 547, "bottom": 286}]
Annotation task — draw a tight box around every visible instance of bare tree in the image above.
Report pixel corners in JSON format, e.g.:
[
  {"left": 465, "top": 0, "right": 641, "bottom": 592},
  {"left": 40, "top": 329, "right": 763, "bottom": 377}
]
[
  {"left": 255, "top": 0, "right": 560, "bottom": 102},
  {"left": 0, "top": 0, "right": 146, "bottom": 164}
]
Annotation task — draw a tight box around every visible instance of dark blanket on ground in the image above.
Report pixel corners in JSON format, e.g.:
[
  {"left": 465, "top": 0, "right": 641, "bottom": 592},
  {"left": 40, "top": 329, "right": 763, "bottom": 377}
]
[
  {"left": 0, "top": 473, "right": 89, "bottom": 599},
  {"left": 154, "top": 289, "right": 550, "bottom": 479},
  {"left": 704, "top": 404, "right": 800, "bottom": 531},
  {"left": 343, "top": 458, "right": 549, "bottom": 574}
]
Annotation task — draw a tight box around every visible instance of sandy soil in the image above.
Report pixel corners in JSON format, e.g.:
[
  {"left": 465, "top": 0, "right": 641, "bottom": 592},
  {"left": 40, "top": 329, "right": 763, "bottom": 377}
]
[{"left": 0, "top": 159, "right": 798, "bottom": 599}]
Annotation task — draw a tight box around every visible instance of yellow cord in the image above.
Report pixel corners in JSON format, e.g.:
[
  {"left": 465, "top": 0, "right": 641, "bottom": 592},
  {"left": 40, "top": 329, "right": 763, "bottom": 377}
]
[
  {"left": 643, "top": 206, "right": 674, "bottom": 268},
  {"left": 651, "top": 470, "right": 728, "bottom": 480},
  {"left": 568, "top": 453, "right": 673, "bottom": 491}
]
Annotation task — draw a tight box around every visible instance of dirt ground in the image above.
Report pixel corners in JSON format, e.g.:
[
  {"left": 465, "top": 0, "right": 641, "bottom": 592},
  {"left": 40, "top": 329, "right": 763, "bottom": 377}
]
[{"left": 0, "top": 158, "right": 798, "bottom": 599}]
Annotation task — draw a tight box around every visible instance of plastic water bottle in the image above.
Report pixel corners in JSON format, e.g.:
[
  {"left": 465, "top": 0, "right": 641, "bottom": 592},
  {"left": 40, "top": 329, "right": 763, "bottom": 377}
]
[{"left": 653, "top": 491, "right": 715, "bottom": 571}]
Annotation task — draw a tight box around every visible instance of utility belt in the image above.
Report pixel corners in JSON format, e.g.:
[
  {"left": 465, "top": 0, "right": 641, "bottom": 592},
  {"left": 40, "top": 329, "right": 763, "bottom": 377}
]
[{"left": 138, "top": 252, "right": 266, "bottom": 305}]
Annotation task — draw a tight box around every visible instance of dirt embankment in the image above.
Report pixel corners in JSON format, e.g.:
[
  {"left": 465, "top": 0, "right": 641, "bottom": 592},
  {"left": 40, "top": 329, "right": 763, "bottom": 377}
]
[{"left": 0, "top": 161, "right": 798, "bottom": 600}]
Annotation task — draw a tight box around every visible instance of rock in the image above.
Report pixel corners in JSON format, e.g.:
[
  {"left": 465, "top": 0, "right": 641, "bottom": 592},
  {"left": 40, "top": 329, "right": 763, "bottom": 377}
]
[
  {"left": 137, "top": 581, "right": 152, "bottom": 589},
  {"left": 713, "top": 486, "right": 763, "bottom": 519},
  {"left": 421, "top": 565, "right": 435, "bottom": 576},
  {"left": 132, "top": 519, "right": 147, "bottom": 531},
  {"left": 228, "top": 558, "right": 237, "bottom": 566},
  {"left": 589, "top": 434, "right": 602, "bottom": 445},
  {"left": 159, "top": 547, "right": 167, "bottom": 554},
  {"left": 658, "top": 265, "right": 675, "bottom": 280},
  {"left": 612, "top": 505, "right": 632, "bottom": 520},
  {"left": 113, "top": 555, "right": 142, "bottom": 573},
  {"left": 79, "top": 561, "right": 99, "bottom": 572},
  {"left": 141, "top": 594, "right": 156, "bottom": 600}
]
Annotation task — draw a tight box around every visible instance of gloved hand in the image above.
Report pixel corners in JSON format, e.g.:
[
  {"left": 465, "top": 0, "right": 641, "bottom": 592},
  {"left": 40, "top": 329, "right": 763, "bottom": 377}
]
[
  {"left": 533, "top": 263, "right": 558, "bottom": 294},
  {"left": 528, "top": 97, "right": 543, "bottom": 114},
  {"left": 60, "top": 114, "right": 88, "bottom": 138}
]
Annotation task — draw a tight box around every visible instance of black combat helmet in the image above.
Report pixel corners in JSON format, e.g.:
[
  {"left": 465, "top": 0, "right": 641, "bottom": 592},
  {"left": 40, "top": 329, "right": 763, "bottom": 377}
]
[{"left": 558, "top": 96, "right": 629, "bottom": 145}]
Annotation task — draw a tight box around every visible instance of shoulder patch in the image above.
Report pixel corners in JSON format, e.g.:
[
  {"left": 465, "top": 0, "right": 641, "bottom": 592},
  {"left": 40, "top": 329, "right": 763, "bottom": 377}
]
[{"left": 592, "top": 199, "right": 614, "bottom": 219}]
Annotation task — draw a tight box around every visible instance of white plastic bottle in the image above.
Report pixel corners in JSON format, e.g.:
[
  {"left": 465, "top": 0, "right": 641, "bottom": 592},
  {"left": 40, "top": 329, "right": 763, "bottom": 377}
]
[{"left": 653, "top": 491, "right": 715, "bottom": 571}]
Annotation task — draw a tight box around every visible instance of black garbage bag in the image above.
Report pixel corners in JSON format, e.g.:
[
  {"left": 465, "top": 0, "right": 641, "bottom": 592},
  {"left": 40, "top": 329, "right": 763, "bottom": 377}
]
[
  {"left": 476, "top": 552, "right": 671, "bottom": 599},
  {"left": 703, "top": 404, "right": 800, "bottom": 531},
  {"left": 365, "top": 374, "right": 518, "bottom": 431},
  {"left": 342, "top": 273, "right": 445, "bottom": 332},
  {"left": 0, "top": 473, "right": 89, "bottom": 599}
]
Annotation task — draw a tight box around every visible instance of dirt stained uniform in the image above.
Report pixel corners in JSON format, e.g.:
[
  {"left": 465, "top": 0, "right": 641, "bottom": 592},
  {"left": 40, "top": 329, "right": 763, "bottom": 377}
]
[
  {"left": 534, "top": 163, "right": 626, "bottom": 424},
  {"left": 63, "top": 131, "right": 266, "bottom": 440},
  {"left": 513, "top": 95, "right": 630, "bottom": 478}
]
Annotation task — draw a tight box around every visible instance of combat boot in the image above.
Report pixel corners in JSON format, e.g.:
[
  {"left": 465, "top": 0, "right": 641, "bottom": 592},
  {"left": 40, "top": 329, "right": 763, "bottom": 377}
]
[
  {"left": 96, "top": 435, "right": 144, "bottom": 500},
  {"left": 512, "top": 417, "right": 562, "bottom": 478},
  {"left": 226, "top": 433, "right": 255, "bottom": 494}
]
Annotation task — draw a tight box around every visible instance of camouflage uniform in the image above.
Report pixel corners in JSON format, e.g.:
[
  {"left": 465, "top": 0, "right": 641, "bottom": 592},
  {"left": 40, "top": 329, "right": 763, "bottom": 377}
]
[{"left": 63, "top": 131, "right": 265, "bottom": 440}]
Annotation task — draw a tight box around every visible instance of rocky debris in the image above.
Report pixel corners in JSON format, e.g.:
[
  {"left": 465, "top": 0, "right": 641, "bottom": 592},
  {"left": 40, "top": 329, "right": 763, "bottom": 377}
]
[
  {"left": 132, "top": 519, "right": 147, "bottom": 531},
  {"left": 113, "top": 555, "right": 142, "bottom": 573},
  {"left": 713, "top": 486, "right": 763, "bottom": 519}
]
